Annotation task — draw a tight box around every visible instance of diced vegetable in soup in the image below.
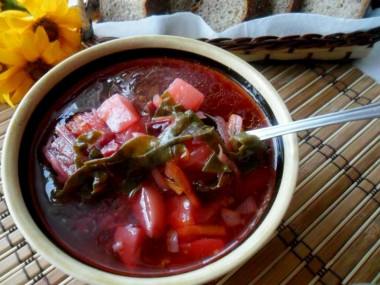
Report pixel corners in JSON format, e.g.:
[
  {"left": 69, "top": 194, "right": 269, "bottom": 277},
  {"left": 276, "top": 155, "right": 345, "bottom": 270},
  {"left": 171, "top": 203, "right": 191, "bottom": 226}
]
[
  {"left": 31, "top": 58, "right": 278, "bottom": 277},
  {"left": 167, "top": 78, "right": 205, "bottom": 111},
  {"left": 96, "top": 94, "right": 140, "bottom": 133}
]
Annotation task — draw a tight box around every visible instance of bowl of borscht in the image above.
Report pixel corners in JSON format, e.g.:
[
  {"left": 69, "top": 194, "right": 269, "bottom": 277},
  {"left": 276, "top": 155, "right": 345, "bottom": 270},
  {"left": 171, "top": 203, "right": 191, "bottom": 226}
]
[{"left": 2, "top": 35, "right": 298, "bottom": 284}]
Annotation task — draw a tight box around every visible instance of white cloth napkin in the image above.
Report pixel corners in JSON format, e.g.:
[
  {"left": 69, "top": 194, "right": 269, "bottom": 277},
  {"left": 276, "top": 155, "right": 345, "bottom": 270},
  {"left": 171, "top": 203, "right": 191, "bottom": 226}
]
[{"left": 92, "top": 12, "right": 380, "bottom": 82}]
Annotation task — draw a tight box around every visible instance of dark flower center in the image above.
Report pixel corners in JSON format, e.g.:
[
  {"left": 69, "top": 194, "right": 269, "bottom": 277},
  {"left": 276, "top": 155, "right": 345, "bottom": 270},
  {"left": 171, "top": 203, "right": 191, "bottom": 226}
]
[
  {"left": 0, "top": 63, "right": 7, "bottom": 73},
  {"left": 25, "top": 59, "right": 52, "bottom": 82},
  {"left": 33, "top": 17, "right": 60, "bottom": 42}
]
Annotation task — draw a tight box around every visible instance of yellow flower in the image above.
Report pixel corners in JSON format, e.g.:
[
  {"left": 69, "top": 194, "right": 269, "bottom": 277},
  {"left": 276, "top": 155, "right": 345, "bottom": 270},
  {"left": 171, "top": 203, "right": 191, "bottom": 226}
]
[
  {"left": 0, "top": 27, "right": 68, "bottom": 106},
  {"left": 0, "top": 10, "right": 29, "bottom": 31},
  {"left": 3, "top": 0, "right": 82, "bottom": 53}
]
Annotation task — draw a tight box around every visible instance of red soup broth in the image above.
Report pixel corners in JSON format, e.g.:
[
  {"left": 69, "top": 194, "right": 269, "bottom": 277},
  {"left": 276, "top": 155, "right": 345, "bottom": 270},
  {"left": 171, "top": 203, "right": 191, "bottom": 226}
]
[{"left": 29, "top": 57, "right": 279, "bottom": 276}]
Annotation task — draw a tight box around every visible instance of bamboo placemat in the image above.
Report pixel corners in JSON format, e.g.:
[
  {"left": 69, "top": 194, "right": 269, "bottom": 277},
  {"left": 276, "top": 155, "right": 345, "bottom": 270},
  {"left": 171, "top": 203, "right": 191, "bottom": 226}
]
[{"left": 0, "top": 61, "right": 379, "bottom": 285}]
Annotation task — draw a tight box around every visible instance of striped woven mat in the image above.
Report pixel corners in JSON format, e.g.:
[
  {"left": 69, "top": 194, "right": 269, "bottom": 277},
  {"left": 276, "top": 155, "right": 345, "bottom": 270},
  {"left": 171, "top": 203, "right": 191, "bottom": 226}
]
[{"left": 0, "top": 61, "right": 379, "bottom": 284}]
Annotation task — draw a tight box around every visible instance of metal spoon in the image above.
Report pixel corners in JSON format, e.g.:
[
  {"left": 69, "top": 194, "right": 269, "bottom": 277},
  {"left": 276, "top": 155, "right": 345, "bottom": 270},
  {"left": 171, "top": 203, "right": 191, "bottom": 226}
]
[{"left": 247, "top": 102, "right": 380, "bottom": 140}]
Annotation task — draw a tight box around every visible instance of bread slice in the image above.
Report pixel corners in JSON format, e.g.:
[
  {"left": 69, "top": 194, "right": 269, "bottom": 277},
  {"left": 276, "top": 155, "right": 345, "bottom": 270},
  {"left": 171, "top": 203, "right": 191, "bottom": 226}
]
[
  {"left": 300, "top": 0, "right": 370, "bottom": 18},
  {"left": 194, "top": 0, "right": 270, "bottom": 32},
  {"left": 271, "top": 0, "right": 303, "bottom": 14},
  {"left": 100, "top": 0, "right": 169, "bottom": 21},
  {"left": 271, "top": 0, "right": 290, "bottom": 14},
  {"left": 170, "top": 0, "right": 200, "bottom": 12}
]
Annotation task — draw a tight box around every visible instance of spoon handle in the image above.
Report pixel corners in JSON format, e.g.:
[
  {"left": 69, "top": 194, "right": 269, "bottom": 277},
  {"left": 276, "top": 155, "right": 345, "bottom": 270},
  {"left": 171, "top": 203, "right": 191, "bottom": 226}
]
[{"left": 247, "top": 102, "right": 380, "bottom": 140}]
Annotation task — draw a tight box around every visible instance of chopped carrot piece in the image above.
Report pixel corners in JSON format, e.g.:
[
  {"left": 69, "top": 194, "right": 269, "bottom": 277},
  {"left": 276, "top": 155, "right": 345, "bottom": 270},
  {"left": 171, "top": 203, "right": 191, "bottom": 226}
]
[
  {"left": 165, "top": 161, "right": 200, "bottom": 207},
  {"left": 176, "top": 225, "right": 226, "bottom": 238}
]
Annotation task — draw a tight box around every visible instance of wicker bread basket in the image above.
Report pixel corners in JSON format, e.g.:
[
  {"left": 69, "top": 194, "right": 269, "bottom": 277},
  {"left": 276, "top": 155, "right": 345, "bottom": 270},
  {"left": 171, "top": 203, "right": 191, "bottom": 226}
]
[
  {"left": 79, "top": 0, "right": 380, "bottom": 62},
  {"left": 199, "top": 28, "right": 380, "bottom": 61}
]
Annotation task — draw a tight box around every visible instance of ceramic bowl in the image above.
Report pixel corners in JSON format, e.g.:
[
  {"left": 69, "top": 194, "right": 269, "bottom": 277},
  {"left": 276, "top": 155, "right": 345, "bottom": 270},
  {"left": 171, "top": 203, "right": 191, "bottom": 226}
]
[{"left": 2, "top": 35, "right": 298, "bottom": 284}]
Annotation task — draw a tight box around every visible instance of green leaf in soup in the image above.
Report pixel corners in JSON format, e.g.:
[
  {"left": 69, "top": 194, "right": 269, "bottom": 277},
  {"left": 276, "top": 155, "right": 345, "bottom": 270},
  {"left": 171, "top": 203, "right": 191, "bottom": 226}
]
[
  {"left": 73, "top": 131, "right": 103, "bottom": 168},
  {"left": 55, "top": 135, "right": 166, "bottom": 200},
  {"left": 202, "top": 152, "right": 231, "bottom": 173},
  {"left": 154, "top": 91, "right": 184, "bottom": 117},
  {"left": 193, "top": 172, "right": 234, "bottom": 192},
  {"left": 53, "top": 90, "right": 266, "bottom": 201},
  {"left": 55, "top": 110, "right": 226, "bottom": 200},
  {"left": 229, "top": 132, "right": 265, "bottom": 173},
  {"left": 159, "top": 110, "right": 216, "bottom": 146}
]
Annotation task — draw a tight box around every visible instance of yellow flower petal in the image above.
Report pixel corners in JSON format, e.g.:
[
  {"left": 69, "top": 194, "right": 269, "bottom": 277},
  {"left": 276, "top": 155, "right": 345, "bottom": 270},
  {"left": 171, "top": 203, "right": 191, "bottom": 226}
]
[
  {"left": 22, "top": 33, "right": 39, "bottom": 62},
  {"left": 0, "top": 66, "right": 20, "bottom": 81},
  {"left": 4, "top": 13, "right": 33, "bottom": 31},
  {"left": 0, "top": 49, "right": 26, "bottom": 66},
  {"left": 0, "top": 17, "right": 9, "bottom": 31},
  {"left": 61, "top": 42, "right": 83, "bottom": 58},
  {"left": 41, "top": 1, "right": 56, "bottom": 15},
  {"left": 42, "top": 40, "right": 65, "bottom": 65},
  {"left": 10, "top": 76, "right": 34, "bottom": 105},
  {"left": 59, "top": 28, "right": 81, "bottom": 48},
  {"left": 0, "top": 11, "right": 29, "bottom": 31},
  {"left": 34, "top": 26, "right": 50, "bottom": 54},
  {"left": 0, "top": 31, "right": 22, "bottom": 50},
  {"left": 0, "top": 35, "right": 5, "bottom": 49},
  {"left": 1, "top": 93, "right": 16, "bottom": 108},
  {"left": 0, "top": 0, "right": 83, "bottom": 106},
  {"left": 2, "top": 10, "right": 30, "bottom": 17},
  {"left": 0, "top": 10, "right": 30, "bottom": 22},
  {"left": 55, "top": 0, "right": 69, "bottom": 16},
  {"left": 55, "top": 7, "right": 82, "bottom": 27},
  {"left": 19, "top": 0, "right": 43, "bottom": 18},
  {"left": 0, "top": 69, "right": 27, "bottom": 93}
]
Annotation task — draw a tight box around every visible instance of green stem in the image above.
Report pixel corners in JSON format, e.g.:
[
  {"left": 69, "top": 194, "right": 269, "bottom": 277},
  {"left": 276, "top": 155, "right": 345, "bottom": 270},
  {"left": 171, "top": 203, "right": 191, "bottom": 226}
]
[{"left": 1, "top": 0, "right": 28, "bottom": 11}]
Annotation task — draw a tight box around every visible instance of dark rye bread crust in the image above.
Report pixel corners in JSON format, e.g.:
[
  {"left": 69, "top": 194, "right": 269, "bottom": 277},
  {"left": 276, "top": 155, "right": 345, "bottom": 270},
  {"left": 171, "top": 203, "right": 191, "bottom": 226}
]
[
  {"left": 145, "top": 0, "right": 170, "bottom": 15},
  {"left": 270, "top": 0, "right": 302, "bottom": 14},
  {"left": 170, "top": 0, "right": 201, "bottom": 12},
  {"left": 287, "top": 0, "right": 303, "bottom": 12},
  {"left": 245, "top": 0, "right": 271, "bottom": 20}
]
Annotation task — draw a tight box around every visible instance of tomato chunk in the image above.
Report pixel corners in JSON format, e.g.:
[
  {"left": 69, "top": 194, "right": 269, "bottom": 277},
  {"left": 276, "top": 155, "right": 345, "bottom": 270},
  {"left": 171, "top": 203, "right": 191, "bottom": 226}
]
[
  {"left": 221, "top": 208, "right": 243, "bottom": 227},
  {"left": 43, "top": 125, "right": 76, "bottom": 183},
  {"left": 181, "top": 238, "right": 225, "bottom": 259},
  {"left": 178, "top": 139, "right": 213, "bottom": 171},
  {"left": 152, "top": 94, "right": 162, "bottom": 109},
  {"left": 100, "top": 139, "right": 120, "bottom": 157},
  {"left": 167, "top": 78, "right": 205, "bottom": 111},
  {"left": 66, "top": 110, "right": 114, "bottom": 146},
  {"left": 97, "top": 94, "right": 140, "bottom": 133},
  {"left": 113, "top": 225, "right": 145, "bottom": 268},
  {"left": 132, "top": 184, "right": 166, "bottom": 238},
  {"left": 114, "top": 116, "right": 148, "bottom": 144},
  {"left": 238, "top": 168, "right": 275, "bottom": 199},
  {"left": 167, "top": 195, "right": 196, "bottom": 228},
  {"left": 166, "top": 229, "right": 179, "bottom": 253},
  {"left": 195, "top": 195, "right": 234, "bottom": 224}
]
